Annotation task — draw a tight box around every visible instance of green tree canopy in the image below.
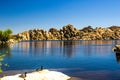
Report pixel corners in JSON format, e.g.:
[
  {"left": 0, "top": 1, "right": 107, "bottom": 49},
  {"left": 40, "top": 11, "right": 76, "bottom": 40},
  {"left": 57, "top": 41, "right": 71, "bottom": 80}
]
[{"left": 0, "top": 29, "right": 13, "bottom": 42}]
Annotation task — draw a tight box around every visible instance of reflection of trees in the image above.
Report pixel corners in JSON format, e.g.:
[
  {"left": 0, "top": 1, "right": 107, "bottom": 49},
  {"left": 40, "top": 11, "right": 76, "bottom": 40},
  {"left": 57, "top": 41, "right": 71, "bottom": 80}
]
[
  {"left": 115, "top": 53, "right": 120, "bottom": 63},
  {"left": 0, "top": 43, "right": 11, "bottom": 72},
  {"left": 0, "top": 43, "right": 11, "bottom": 57}
]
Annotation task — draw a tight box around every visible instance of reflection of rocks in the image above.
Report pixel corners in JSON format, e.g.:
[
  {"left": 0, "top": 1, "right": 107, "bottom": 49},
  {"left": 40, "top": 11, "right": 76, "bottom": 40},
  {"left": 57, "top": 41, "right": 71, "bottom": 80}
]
[
  {"left": 62, "top": 41, "right": 75, "bottom": 57},
  {"left": 113, "top": 45, "right": 120, "bottom": 63},
  {"left": 115, "top": 53, "right": 120, "bottom": 63},
  {"left": 16, "top": 24, "right": 120, "bottom": 40},
  {"left": 17, "top": 41, "right": 80, "bottom": 57}
]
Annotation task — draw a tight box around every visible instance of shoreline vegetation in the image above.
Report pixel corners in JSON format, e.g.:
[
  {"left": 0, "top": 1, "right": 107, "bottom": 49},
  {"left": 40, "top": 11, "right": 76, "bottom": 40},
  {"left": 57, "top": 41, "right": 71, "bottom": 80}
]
[
  {"left": 17, "top": 24, "right": 120, "bottom": 41},
  {"left": 0, "top": 29, "right": 13, "bottom": 44},
  {"left": 0, "top": 29, "right": 14, "bottom": 73}
]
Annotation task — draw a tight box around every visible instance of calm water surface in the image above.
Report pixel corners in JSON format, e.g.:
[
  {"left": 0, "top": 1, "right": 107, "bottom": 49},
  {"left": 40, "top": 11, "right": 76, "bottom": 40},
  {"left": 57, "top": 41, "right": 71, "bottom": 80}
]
[{"left": 1, "top": 40, "right": 120, "bottom": 80}]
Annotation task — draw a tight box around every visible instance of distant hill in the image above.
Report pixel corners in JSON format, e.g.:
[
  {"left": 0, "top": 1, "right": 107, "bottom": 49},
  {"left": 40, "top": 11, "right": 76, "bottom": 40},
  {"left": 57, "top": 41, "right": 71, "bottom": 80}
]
[{"left": 16, "top": 24, "right": 120, "bottom": 40}]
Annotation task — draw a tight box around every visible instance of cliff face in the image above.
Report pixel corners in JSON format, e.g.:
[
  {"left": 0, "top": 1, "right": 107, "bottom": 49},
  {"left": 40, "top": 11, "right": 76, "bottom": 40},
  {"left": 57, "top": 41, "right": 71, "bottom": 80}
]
[{"left": 17, "top": 24, "right": 120, "bottom": 40}]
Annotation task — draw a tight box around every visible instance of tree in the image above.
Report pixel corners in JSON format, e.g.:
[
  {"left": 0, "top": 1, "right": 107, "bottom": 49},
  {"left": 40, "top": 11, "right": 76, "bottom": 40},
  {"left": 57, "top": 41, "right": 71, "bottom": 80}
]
[{"left": 0, "top": 29, "right": 13, "bottom": 42}]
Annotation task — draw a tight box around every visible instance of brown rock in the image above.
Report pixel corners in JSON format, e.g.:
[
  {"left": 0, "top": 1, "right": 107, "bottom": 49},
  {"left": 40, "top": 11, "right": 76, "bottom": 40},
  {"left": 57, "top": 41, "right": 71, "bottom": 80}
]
[{"left": 15, "top": 24, "right": 120, "bottom": 41}]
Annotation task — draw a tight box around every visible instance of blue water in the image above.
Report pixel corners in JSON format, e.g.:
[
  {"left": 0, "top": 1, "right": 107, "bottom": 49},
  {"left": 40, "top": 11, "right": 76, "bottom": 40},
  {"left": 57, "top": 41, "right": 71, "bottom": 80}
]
[{"left": 1, "top": 40, "right": 120, "bottom": 80}]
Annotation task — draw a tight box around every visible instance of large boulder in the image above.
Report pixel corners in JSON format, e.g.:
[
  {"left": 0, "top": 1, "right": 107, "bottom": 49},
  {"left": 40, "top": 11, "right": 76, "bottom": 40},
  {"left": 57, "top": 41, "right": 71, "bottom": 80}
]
[
  {"left": 94, "top": 28, "right": 114, "bottom": 40},
  {"left": 29, "top": 29, "right": 47, "bottom": 40},
  {"left": 109, "top": 26, "right": 120, "bottom": 31},
  {"left": 17, "top": 31, "right": 30, "bottom": 40},
  {"left": 81, "top": 26, "right": 94, "bottom": 33},
  {"left": 49, "top": 28, "right": 61, "bottom": 40},
  {"left": 113, "top": 45, "right": 120, "bottom": 52},
  {"left": 1, "top": 69, "right": 71, "bottom": 80},
  {"left": 61, "top": 24, "right": 80, "bottom": 40}
]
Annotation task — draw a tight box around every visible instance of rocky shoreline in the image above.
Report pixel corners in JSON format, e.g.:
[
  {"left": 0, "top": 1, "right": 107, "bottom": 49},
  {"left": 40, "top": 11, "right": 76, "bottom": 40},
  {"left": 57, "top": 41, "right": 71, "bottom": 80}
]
[
  {"left": 16, "top": 24, "right": 120, "bottom": 41},
  {"left": 0, "top": 69, "right": 83, "bottom": 80}
]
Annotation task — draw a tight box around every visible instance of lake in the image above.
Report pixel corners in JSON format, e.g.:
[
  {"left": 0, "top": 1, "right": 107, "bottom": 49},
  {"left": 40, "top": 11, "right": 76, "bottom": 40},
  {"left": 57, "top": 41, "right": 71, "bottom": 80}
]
[{"left": 1, "top": 40, "right": 120, "bottom": 80}]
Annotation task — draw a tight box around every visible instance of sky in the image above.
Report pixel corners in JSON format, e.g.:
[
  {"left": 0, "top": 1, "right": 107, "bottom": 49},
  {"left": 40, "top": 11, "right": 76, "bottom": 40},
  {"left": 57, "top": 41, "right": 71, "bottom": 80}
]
[{"left": 0, "top": 0, "right": 120, "bottom": 34}]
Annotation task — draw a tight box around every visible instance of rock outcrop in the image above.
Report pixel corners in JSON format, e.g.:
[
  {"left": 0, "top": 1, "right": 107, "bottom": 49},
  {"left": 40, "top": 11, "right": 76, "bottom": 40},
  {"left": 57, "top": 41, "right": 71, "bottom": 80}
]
[
  {"left": 17, "top": 31, "right": 30, "bottom": 40},
  {"left": 1, "top": 69, "right": 71, "bottom": 80},
  {"left": 113, "top": 45, "right": 120, "bottom": 52},
  {"left": 16, "top": 24, "right": 120, "bottom": 40}
]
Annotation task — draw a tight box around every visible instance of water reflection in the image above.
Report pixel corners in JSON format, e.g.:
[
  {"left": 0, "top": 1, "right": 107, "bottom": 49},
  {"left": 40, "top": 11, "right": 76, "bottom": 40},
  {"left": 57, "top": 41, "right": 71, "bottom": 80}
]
[
  {"left": 1, "top": 41, "right": 120, "bottom": 71},
  {"left": 0, "top": 44, "right": 11, "bottom": 58},
  {"left": 15, "top": 40, "right": 119, "bottom": 57},
  {"left": 61, "top": 41, "right": 76, "bottom": 57},
  {"left": 1, "top": 40, "right": 120, "bottom": 80},
  {"left": 16, "top": 41, "right": 78, "bottom": 57},
  {"left": 0, "top": 44, "right": 12, "bottom": 71},
  {"left": 115, "top": 53, "right": 120, "bottom": 63}
]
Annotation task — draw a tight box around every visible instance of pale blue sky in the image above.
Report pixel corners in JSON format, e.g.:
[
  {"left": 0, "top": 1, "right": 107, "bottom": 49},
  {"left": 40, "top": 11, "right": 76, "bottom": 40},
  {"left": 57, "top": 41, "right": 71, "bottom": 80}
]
[{"left": 0, "top": 0, "right": 120, "bottom": 34}]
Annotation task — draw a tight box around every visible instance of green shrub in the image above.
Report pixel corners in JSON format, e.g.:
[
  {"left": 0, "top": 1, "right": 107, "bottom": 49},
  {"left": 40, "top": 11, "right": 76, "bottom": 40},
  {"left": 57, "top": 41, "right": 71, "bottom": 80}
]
[{"left": 0, "top": 29, "right": 13, "bottom": 42}]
